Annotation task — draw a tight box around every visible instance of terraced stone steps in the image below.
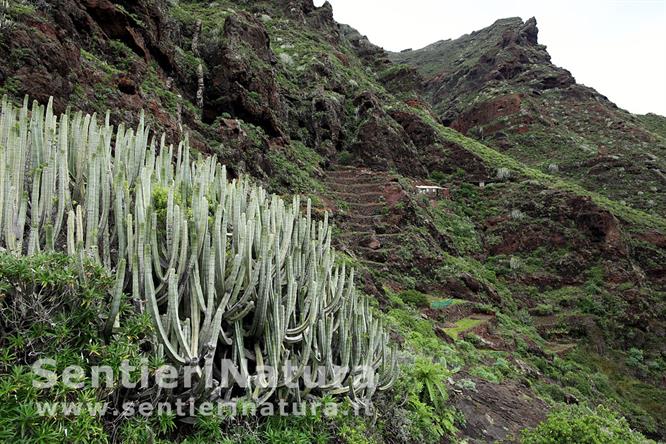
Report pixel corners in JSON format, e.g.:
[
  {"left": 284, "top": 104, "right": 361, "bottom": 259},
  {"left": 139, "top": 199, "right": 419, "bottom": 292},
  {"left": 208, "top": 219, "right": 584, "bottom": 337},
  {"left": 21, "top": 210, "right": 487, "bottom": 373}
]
[
  {"left": 324, "top": 166, "right": 403, "bottom": 264},
  {"left": 337, "top": 232, "right": 406, "bottom": 241},
  {"left": 329, "top": 191, "right": 385, "bottom": 203},
  {"left": 337, "top": 231, "right": 376, "bottom": 238},
  {"left": 326, "top": 174, "right": 386, "bottom": 184},
  {"left": 327, "top": 182, "right": 387, "bottom": 193}
]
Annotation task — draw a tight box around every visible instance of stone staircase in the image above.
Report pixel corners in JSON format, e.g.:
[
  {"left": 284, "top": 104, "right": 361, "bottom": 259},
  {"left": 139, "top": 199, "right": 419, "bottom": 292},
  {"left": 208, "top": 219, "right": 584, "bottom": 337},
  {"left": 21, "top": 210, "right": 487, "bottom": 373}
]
[{"left": 323, "top": 166, "right": 406, "bottom": 265}]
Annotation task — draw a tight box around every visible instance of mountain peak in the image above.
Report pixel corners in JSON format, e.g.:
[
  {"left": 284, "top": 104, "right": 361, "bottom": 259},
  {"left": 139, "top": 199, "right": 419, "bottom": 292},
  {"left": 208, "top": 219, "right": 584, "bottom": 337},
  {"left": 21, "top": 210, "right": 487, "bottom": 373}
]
[
  {"left": 389, "top": 15, "right": 573, "bottom": 108},
  {"left": 391, "top": 17, "right": 665, "bottom": 215},
  {"left": 496, "top": 16, "right": 539, "bottom": 46},
  {"left": 466, "top": 16, "right": 541, "bottom": 49}
]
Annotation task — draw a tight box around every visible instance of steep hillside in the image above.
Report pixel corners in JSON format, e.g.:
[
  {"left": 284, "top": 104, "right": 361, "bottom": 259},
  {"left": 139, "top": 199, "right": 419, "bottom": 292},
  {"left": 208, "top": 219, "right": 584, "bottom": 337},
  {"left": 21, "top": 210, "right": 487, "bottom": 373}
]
[
  {"left": 0, "top": 1, "right": 664, "bottom": 443},
  {"left": 391, "top": 18, "right": 666, "bottom": 215}
]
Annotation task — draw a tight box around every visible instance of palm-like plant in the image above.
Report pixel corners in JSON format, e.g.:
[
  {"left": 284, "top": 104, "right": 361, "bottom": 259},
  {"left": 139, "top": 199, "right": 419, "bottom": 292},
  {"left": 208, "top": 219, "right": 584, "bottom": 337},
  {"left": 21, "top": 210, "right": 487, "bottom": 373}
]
[{"left": 410, "top": 358, "right": 449, "bottom": 411}]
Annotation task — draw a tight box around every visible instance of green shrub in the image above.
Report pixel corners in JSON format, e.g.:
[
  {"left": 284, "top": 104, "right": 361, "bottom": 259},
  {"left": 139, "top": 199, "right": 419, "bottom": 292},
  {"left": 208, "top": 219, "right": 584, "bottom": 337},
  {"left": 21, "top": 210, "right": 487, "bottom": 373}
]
[
  {"left": 521, "top": 404, "right": 653, "bottom": 444},
  {"left": 532, "top": 303, "right": 556, "bottom": 316},
  {"left": 429, "top": 170, "right": 447, "bottom": 185},
  {"left": 429, "top": 200, "right": 481, "bottom": 253},
  {"left": 469, "top": 365, "right": 502, "bottom": 384},
  {"left": 0, "top": 253, "right": 149, "bottom": 443},
  {"left": 626, "top": 348, "right": 646, "bottom": 371},
  {"left": 409, "top": 358, "right": 450, "bottom": 410},
  {"left": 398, "top": 289, "right": 429, "bottom": 308},
  {"left": 338, "top": 150, "right": 354, "bottom": 165},
  {"left": 262, "top": 413, "right": 331, "bottom": 444},
  {"left": 577, "top": 294, "right": 604, "bottom": 316},
  {"left": 455, "top": 378, "right": 477, "bottom": 392},
  {"left": 385, "top": 357, "right": 459, "bottom": 443}
]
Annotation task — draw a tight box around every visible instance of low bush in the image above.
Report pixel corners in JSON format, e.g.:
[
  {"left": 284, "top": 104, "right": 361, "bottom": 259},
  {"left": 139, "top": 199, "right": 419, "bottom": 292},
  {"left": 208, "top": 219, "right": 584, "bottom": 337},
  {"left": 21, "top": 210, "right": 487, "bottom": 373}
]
[
  {"left": 399, "top": 289, "right": 430, "bottom": 308},
  {"left": 521, "top": 404, "right": 653, "bottom": 444},
  {"left": 338, "top": 150, "right": 354, "bottom": 165}
]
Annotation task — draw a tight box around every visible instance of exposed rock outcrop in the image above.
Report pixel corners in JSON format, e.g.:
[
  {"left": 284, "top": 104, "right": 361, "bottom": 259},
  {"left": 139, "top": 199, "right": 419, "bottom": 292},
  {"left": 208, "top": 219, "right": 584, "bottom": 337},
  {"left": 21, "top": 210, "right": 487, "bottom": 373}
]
[
  {"left": 202, "top": 11, "right": 286, "bottom": 137},
  {"left": 349, "top": 92, "right": 426, "bottom": 175}
]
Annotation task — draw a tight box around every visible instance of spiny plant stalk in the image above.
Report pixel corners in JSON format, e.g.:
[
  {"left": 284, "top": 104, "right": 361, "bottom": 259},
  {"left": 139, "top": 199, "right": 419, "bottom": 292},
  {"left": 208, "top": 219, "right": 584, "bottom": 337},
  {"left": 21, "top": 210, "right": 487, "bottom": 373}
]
[{"left": 0, "top": 96, "right": 398, "bottom": 406}]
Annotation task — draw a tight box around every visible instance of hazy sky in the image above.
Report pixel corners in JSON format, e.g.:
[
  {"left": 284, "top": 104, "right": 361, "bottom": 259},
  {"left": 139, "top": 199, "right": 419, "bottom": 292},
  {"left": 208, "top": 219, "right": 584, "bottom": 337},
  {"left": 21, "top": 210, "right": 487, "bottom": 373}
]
[{"left": 313, "top": 0, "right": 666, "bottom": 116}]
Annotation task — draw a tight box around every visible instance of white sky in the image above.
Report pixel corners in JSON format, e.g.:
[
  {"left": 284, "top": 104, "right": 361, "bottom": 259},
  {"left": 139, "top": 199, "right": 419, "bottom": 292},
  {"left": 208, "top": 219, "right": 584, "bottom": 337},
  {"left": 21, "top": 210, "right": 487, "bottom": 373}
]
[{"left": 314, "top": 0, "right": 666, "bottom": 116}]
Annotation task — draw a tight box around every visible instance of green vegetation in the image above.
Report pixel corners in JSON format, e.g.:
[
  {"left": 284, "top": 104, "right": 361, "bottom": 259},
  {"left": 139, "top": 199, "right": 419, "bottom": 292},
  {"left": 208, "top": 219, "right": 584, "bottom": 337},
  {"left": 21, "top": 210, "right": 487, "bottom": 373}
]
[
  {"left": 268, "top": 140, "right": 325, "bottom": 194},
  {"left": 382, "top": 301, "right": 464, "bottom": 442},
  {"left": 0, "top": 76, "right": 21, "bottom": 97},
  {"left": 338, "top": 150, "right": 354, "bottom": 165},
  {"left": 398, "top": 358, "right": 460, "bottom": 440},
  {"left": 521, "top": 405, "right": 653, "bottom": 444},
  {"left": 443, "top": 317, "right": 486, "bottom": 339},
  {"left": 398, "top": 289, "right": 430, "bottom": 308},
  {"left": 410, "top": 106, "right": 666, "bottom": 231},
  {"left": 429, "top": 199, "right": 481, "bottom": 254},
  {"left": 169, "top": 0, "right": 233, "bottom": 31},
  {"left": 429, "top": 298, "right": 461, "bottom": 310},
  {"left": 141, "top": 62, "right": 181, "bottom": 113},
  {"left": 107, "top": 39, "right": 136, "bottom": 72},
  {"left": 638, "top": 113, "right": 666, "bottom": 141},
  {"left": 0, "top": 253, "right": 149, "bottom": 442},
  {"left": 6, "top": 0, "right": 35, "bottom": 18},
  {"left": 80, "top": 48, "right": 121, "bottom": 76}
]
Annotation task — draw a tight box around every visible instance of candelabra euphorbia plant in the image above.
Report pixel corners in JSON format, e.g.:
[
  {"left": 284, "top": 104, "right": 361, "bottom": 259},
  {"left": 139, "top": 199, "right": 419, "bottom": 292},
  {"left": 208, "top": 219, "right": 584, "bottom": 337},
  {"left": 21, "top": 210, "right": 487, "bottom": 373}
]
[{"left": 0, "top": 96, "right": 398, "bottom": 406}]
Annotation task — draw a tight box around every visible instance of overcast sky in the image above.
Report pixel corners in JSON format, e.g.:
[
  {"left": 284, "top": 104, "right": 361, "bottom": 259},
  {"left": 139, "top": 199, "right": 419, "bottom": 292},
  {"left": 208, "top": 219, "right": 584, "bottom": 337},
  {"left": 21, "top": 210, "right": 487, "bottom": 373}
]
[{"left": 313, "top": 0, "right": 666, "bottom": 116}]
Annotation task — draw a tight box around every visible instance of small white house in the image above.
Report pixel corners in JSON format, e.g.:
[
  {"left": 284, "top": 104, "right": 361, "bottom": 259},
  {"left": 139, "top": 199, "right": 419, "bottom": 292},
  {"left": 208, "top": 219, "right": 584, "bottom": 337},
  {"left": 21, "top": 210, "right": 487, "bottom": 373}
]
[{"left": 416, "top": 185, "right": 449, "bottom": 198}]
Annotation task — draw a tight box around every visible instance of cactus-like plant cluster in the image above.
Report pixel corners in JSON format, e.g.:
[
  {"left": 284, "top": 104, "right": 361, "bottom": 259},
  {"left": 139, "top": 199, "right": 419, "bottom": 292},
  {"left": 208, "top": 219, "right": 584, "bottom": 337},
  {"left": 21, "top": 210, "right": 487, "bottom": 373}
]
[
  {"left": 0, "top": 1, "right": 12, "bottom": 31},
  {"left": 0, "top": 96, "right": 397, "bottom": 405}
]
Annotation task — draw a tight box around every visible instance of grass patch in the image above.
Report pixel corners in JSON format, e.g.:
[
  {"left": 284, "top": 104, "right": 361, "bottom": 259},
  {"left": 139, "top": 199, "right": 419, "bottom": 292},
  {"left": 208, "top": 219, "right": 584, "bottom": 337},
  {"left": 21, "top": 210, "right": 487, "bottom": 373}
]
[{"left": 443, "top": 317, "right": 486, "bottom": 339}]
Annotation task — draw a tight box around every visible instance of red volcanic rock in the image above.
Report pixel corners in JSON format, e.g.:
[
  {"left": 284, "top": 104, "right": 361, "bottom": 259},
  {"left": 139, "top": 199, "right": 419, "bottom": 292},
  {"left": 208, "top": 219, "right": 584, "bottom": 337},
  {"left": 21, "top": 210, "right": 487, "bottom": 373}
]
[
  {"left": 451, "top": 94, "right": 523, "bottom": 134},
  {"left": 202, "top": 12, "right": 287, "bottom": 137},
  {"left": 367, "top": 238, "right": 382, "bottom": 250},
  {"left": 638, "top": 230, "right": 666, "bottom": 248},
  {"left": 116, "top": 75, "right": 137, "bottom": 95},
  {"left": 349, "top": 93, "right": 426, "bottom": 175}
]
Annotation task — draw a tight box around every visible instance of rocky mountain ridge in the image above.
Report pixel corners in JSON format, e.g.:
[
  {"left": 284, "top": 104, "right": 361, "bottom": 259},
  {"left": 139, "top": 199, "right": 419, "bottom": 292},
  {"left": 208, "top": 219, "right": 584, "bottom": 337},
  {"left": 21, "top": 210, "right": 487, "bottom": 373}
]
[{"left": 391, "top": 17, "right": 666, "bottom": 215}]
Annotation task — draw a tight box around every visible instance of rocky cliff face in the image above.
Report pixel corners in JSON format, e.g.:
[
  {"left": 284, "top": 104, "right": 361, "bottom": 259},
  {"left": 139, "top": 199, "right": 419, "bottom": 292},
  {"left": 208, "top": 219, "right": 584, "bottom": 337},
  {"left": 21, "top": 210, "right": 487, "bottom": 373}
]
[
  {"left": 391, "top": 17, "right": 666, "bottom": 215},
  {"left": 1, "top": 1, "right": 665, "bottom": 441}
]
